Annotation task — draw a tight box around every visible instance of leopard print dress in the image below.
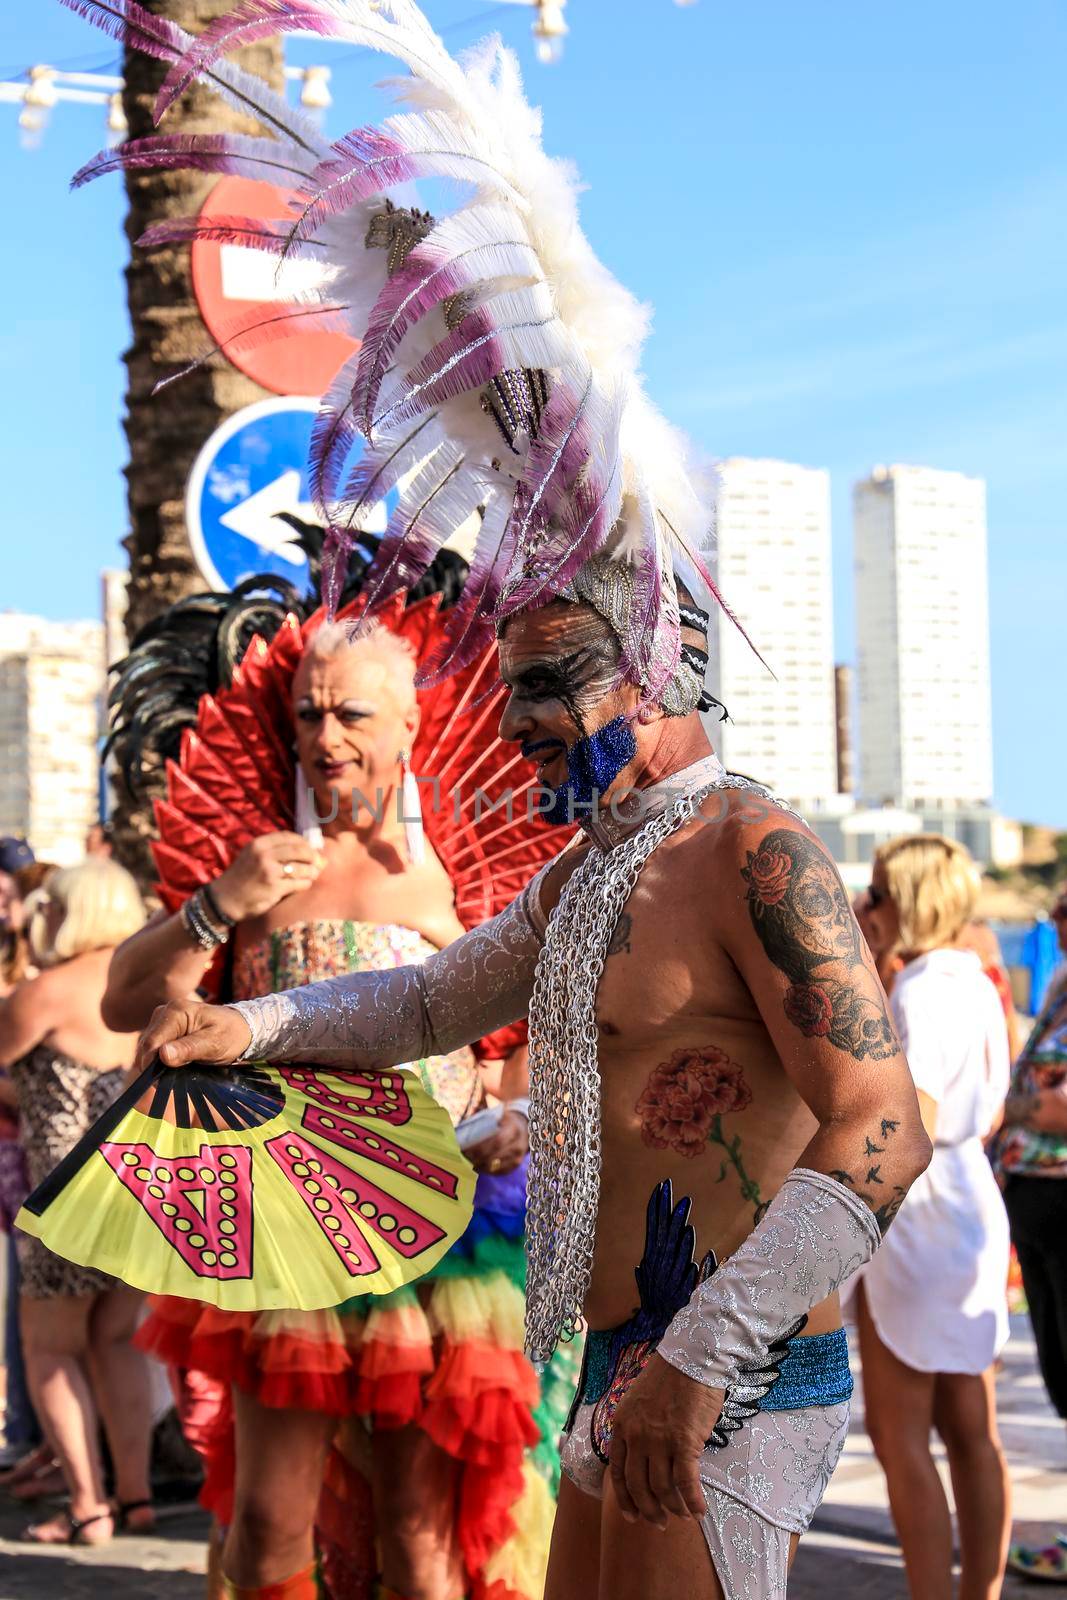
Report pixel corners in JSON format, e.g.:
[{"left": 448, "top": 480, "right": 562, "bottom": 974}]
[{"left": 11, "top": 1045, "right": 126, "bottom": 1298}]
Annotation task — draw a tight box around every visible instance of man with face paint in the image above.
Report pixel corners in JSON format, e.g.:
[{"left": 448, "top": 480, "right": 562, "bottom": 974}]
[
  {"left": 137, "top": 550, "right": 932, "bottom": 1600},
  {"left": 86, "top": 3, "right": 933, "bottom": 1594}
]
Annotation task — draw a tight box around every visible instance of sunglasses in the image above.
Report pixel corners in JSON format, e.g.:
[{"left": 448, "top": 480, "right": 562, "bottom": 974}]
[{"left": 866, "top": 884, "right": 887, "bottom": 909}]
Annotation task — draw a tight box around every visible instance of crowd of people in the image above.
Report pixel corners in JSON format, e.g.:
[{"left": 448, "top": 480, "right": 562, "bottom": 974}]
[
  {"left": 4, "top": 6, "right": 1065, "bottom": 1599},
  {"left": 1, "top": 796, "right": 1065, "bottom": 1598}
]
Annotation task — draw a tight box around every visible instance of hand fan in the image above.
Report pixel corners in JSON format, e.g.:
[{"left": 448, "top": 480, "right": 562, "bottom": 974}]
[{"left": 16, "top": 1057, "right": 475, "bottom": 1313}]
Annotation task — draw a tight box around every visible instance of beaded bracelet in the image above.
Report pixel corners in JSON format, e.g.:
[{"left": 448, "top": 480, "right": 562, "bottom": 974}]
[
  {"left": 202, "top": 881, "right": 236, "bottom": 929},
  {"left": 180, "top": 887, "right": 231, "bottom": 951}
]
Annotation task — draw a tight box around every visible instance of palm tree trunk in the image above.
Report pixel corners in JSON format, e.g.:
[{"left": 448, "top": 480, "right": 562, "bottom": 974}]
[{"left": 114, "top": 4, "right": 283, "bottom": 883}]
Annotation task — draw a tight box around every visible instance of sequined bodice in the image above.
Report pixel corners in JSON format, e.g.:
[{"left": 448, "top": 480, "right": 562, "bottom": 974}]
[{"left": 233, "top": 919, "right": 482, "bottom": 1126}]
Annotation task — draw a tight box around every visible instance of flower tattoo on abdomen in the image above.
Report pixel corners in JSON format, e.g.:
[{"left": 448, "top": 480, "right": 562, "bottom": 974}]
[
  {"left": 635, "top": 1047, "right": 766, "bottom": 1221},
  {"left": 741, "top": 828, "right": 896, "bottom": 1061}
]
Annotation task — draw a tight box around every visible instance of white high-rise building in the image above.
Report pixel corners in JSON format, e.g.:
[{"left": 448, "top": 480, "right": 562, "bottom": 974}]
[
  {"left": 705, "top": 458, "right": 838, "bottom": 806},
  {"left": 853, "top": 465, "right": 993, "bottom": 808},
  {"left": 0, "top": 615, "right": 106, "bottom": 865}
]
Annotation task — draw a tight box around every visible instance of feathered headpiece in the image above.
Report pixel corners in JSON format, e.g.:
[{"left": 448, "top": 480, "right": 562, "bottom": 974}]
[{"left": 67, "top": 0, "right": 750, "bottom": 702}]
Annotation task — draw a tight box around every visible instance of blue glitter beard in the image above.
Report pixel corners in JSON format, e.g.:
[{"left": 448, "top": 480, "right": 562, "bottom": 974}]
[{"left": 543, "top": 714, "right": 638, "bottom": 827}]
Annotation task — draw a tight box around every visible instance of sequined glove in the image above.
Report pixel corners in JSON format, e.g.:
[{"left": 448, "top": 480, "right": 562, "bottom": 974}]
[
  {"left": 229, "top": 879, "right": 547, "bottom": 1066},
  {"left": 656, "top": 1168, "right": 879, "bottom": 1393}
]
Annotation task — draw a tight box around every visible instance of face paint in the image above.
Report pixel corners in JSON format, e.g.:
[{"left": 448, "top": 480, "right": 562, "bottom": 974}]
[
  {"left": 499, "top": 603, "right": 642, "bottom": 817},
  {"left": 539, "top": 714, "right": 638, "bottom": 827}
]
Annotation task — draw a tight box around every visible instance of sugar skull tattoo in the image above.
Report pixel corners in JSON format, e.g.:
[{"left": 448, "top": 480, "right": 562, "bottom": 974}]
[{"left": 742, "top": 828, "right": 896, "bottom": 1062}]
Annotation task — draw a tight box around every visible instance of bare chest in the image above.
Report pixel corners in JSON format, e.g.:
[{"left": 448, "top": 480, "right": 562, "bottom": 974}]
[
  {"left": 245, "top": 847, "right": 462, "bottom": 951},
  {"left": 591, "top": 838, "right": 750, "bottom": 1042}
]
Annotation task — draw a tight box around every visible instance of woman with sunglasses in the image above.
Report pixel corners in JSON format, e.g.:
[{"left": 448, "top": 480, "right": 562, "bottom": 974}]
[
  {"left": 994, "top": 888, "right": 1067, "bottom": 1580},
  {"left": 850, "top": 834, "right": 1012, "bottom": 1600}
]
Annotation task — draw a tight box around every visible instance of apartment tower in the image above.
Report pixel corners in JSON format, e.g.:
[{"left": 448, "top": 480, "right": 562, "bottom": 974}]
[
  {"left": 705, "top": 458, "right": 838, "bottom": 806},
  {"left": 853, "top": 464, "right": 993, "bottom": 807}
]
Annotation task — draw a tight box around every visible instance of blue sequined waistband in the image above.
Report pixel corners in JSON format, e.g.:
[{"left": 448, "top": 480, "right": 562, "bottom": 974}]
[
  {"left": 759, "top": 1328, "right": 853, "bottom": 1410},
  {"left": 582, "top": 1326, "right": 852, "bottom": 1413}
]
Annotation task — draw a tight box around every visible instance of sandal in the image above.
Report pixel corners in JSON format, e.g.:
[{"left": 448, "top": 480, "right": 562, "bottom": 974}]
[
  {"left": 117, "top": 1497, "right": 156, "bottom": 1534},
  {"left": 20, "top": 1507, "right": 115, "bottom": 1546},
  {"left": 1007, "top": 1541, "right": 1067, "bottom": 1583}
]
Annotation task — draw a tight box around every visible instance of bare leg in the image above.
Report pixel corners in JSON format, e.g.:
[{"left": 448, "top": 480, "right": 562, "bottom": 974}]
[
  {"left": 856, "top": 1282, "right": 952, "bottom": 1600},
  {"left": 600, "top": 1477, "right": 724, "bottom": 1600},
  {"left": 934, "top": 1368, "right": 1011, "bottom": 1600},
  {"left": 544, "top": 1476, "right": 604, "bottom": 1600},
  {"left": 371, "top": 1423, "right": 465, "bottom": 1600},
  {"left": 223, "top": 1389, "right": 336, "bottom": 1588},
  {"left": 206, "top": 1520, "right": 228, "bottom": 1600},
  {"left": 19, "top": 1292, "right": 113, "bottom": 1540},
  {"left": 86, "top": 1284, "right": 154, "bottom": 1526}
]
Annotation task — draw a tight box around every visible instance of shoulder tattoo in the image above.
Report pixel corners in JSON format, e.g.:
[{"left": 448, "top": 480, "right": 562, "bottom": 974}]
[{"left": 741, "top": 827, "right": 896, "bottom": 1061}]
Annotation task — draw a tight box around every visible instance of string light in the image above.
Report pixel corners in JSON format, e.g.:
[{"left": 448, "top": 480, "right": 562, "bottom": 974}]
[
  {"left": 531, "top": 0, "right": 568, "bottom": 64},
  {"left": 2, "top": 62, "right": 332, "bottom": 145}
]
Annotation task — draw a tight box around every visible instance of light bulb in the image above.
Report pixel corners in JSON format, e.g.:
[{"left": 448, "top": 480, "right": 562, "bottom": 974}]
[
  {"left": 532, "top": 0, "right": 568, "bottom": 61},
  {"left": 107, "top": 92, "right": 128, "bottom": 137},
  {"left": 300, "top": 65, "right": 332, "bottom": 111},
  {"left": 24, "top": 65, "right": 58, "bottom": 110}
]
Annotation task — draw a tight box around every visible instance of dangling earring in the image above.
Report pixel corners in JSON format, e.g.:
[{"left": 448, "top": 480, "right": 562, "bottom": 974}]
[
  {"left": 294, "top": 766, "right": 325, "bottom": 850},
  {"left": 398, "top": 749, "right": 425, "bottom": 866}
]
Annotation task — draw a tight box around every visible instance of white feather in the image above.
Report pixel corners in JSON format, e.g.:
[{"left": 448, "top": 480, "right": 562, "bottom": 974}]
[{"left": 120, "top": 0, "right": 708, "bottom": 666}]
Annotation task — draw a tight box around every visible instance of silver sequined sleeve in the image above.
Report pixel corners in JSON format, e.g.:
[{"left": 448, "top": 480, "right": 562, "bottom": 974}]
[
  {"left": 657, "top": 1169, "right": 880, "bottom": 1391},
  {"left": 229, "top": 873, "right": 549, "bottom": 1066}
]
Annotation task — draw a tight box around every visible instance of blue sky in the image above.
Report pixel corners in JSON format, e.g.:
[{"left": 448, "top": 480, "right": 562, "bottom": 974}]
[{"left": 1, "top": 1, "right": 1064, "bottom": 823}]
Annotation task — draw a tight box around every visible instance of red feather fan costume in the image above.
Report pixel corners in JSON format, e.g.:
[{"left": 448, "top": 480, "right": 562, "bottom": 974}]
[{"left": 117, "top": 575, "right": 577, "bottom": 1600}]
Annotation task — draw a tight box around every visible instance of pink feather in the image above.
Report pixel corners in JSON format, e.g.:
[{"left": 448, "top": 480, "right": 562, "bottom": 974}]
[
  {"left": 664, "top": 518, "right": 774, "bottom": 678},
  {"left": 137, "top": 214, "right": 312, "bottom": 254},
  {"left": 57, "top": 0, "right": 188, "bottom": 62},
  {"left": 354, "top": 235, "right": 539, "bottom": 436},
  {"left": 308, "top": 353, "right": 366, "bottom": 513},
  {"left": 320, "top": 526, "right": 352, "bottom": 620},
  {"left": 153, "top": 0, "right": 445, "bottom": 123},
  {"left": 58, "top": 0, "right": 323, "bottom": 155},
  {"left": 417, "top": 494, "right": 517, "bottom": 686},
  {"left": 71, "top": 133, "right": 309, "bottom": 192},
  {"left": 151, "top": 304, "right": 347, "bottom": 396}
]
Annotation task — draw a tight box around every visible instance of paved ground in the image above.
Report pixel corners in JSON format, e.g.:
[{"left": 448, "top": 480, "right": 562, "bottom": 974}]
[
  {"left": 0, "top": 1315, "right": 1062, "bottom": 1597},
  {"left": 0, "top": 1497, "right": 209, "bottom": 1598},
  {"left": 791, "top": 1313, "right": 1066, "bottom": 1598}
]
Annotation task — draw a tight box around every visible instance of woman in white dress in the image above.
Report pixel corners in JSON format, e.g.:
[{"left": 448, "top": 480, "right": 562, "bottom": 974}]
[{"left": 851, "top": 834, "right": 1011, "bottom": 1600}]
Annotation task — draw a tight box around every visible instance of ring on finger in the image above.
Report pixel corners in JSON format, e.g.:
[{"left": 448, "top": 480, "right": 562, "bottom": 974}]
[{"left": 282, "top": 862, "right": 295, "bottom": 878}]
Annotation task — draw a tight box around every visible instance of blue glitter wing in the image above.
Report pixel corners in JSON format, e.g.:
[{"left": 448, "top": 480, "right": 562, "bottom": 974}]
[
  {"left": 584, "top": 1179, "right": 809, "bottom": 1460},
  {"left": 632, "top": 1179, "right": 716, "bottom": 1329},
  {"left": 589, "top": 1181, "right": 715, "bottom": 1461}
]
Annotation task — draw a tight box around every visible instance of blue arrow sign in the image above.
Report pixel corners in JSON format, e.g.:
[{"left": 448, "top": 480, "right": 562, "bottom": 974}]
[{"left": 185, "top": 397, "right": 386, "bottom": 595}]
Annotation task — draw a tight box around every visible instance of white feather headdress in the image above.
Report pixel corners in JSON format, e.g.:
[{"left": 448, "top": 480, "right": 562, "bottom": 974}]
[{"left": 67, "top": 0, "right": 749, "bottom": 696}]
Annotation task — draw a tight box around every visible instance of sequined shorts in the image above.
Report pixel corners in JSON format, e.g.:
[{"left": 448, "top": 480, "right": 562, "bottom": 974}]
[{"left": 561, "top": 1330, "right": 852, "bottom": 1600}]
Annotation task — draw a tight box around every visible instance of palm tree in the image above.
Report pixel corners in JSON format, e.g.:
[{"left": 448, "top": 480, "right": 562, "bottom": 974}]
[{"left": 114, "top": 4, "right": 282, "bottom": 881}]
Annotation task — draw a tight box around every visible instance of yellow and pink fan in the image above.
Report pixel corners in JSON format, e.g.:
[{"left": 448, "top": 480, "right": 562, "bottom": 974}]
[{"left": 17, "top": 1055, "right": 475, "bottom": 1312}]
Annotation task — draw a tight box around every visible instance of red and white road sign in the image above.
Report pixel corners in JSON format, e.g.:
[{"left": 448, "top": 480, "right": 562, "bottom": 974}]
[{"left": 191, "top": 176, "right": 360, "bottom": 398}]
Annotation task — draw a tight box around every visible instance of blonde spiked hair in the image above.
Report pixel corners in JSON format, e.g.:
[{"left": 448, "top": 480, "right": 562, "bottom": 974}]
[{"left": 875, "top": 834, "right": 981, "bottom": 956}]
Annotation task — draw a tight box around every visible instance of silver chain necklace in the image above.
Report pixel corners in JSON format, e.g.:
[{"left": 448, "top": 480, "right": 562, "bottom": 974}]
[{"left": 524, "top": 765, "right": 754, "bottom": 1366}]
